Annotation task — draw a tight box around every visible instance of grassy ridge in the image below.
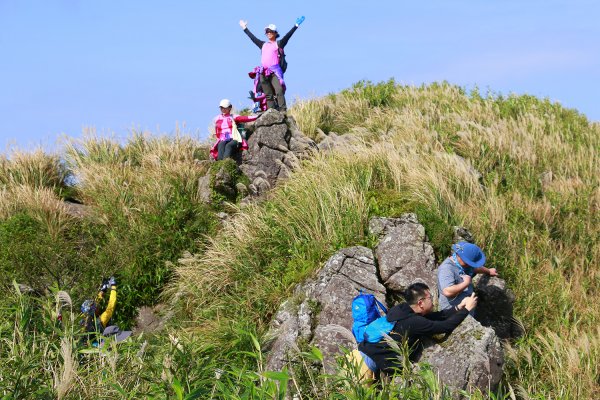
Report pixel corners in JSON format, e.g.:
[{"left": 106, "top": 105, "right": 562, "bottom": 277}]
[
  {"left": 1, "top": 131, "right": 218, "bottom": 325},
  {"left": 1, "top": 81, "right": 598, "bottom": 398}
]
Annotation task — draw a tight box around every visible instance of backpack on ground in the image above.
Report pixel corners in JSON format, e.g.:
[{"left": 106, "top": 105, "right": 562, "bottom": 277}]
[{"left": 351, "top": 290, "right": 388, "bottom": 342}]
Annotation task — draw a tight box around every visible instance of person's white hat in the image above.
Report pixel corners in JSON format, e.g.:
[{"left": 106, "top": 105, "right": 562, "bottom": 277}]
[
  {"left": 264, "top": 24, "right": 277, "bottom": 32},
  {"left": 219, "top": 99, "right": 232, "bottom": 108}
]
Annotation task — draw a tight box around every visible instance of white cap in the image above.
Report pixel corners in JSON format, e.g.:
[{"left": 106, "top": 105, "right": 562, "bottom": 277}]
[
  {"left": 265, "top": 24, "right": 277, "bottom": 32},
  {"left": 219, "top": 99, "right": 232, "bottom": 108}
]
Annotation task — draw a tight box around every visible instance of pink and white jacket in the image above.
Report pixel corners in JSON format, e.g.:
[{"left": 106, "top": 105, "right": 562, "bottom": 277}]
[{"left": 209, "top": 113, "right": 257, "bottom": 160}]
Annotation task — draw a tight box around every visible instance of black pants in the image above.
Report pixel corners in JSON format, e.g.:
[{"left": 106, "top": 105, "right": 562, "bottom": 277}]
[
  {"left": 217, "top": 139, "right": 240, "bottom": 160},
  {"left": 260, "top": 73, "right": 286, "bottom": 111}
]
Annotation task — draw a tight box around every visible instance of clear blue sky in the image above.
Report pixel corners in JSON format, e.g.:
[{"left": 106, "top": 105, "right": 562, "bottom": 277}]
[{"left": 1, "top": 0, "right": 599, "bottom": 153}]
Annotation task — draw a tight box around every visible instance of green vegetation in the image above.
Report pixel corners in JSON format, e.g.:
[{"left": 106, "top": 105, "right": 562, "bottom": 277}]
[{"left": 1, "top": 81, "right": 599, "bottom": 398}]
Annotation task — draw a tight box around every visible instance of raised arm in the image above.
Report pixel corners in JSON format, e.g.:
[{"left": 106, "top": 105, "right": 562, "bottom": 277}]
[
  {"left": 240, "top": 20, "right": 264, "bottom": 49},
  {"left": 99, "top": 285, "right": 117, "bottom": 328},
  {"left": 278, "top": 25, "right": 298, "bottom": 48}
]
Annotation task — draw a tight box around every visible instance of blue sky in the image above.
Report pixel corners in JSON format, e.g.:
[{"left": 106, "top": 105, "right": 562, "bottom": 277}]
[{"left": 1, "top": 0, "right": 599, "bottom": 153}]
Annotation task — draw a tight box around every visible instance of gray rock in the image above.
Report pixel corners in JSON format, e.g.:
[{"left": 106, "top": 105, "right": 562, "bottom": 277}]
[
  {"left": 213, "top": 165, "right": 237, "bottom": 200},
  {"left": 254, "top": 170, "right": 268, "bottom": 179},
  {"left": 475, "top": 275, "right": 523, "bottom": 340},
  {"left": 374, "top": 216, "right": 437, "bottom": 293},
  {"left": 256, "top": 124, "right": 289, "bottom": 150},
  {"left": 264, "top": 215, "right": 508, "bottom": 397},
  {"left": 235, "top": 182, "right": 248, "bottom": 197},
  {"left": 265, "top": 246, "right": 385, "bottom": 373},
  {"left": 282, "top": 152, "right": 300, "bottom": 170},
  {"left": 254, "top": 108, "right": 286, "bottom": 127},
  {"left": 134, "top": 304, "right": 173, "bottom": 334},
  {"left": 252, "top": 177, "right": 271, "bottom": 195},
  {"left": 248, "top": 183, "right": 258, "bottom": 196},
  {"left": 420, "top": 316, "right": 504, "bottom": 395},
  {"left": 453, "top": 226, "right": 475, "bottom": 243},
  {"left": 197, "top": 174, "right": 212, "bottom": 204},
  {"left": 315, "top": 128, "right": 327, "bottom": 142},
  {"left": 241, "top": 111, "right": 316, "bottom": 195},
  {"left": 368, "top": 214, "right": 420, "bottom": 239}
]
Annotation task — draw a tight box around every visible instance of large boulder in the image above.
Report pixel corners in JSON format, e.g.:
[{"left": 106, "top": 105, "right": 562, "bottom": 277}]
[
  {"left": 373, "top": 214, "right": 437, "bottom": 293},
  {"left": 475, "top": 275, "right": 523, "bottom": 340},
  {"left": 264, "top": 215, "right": 507, "bottom": 396},
  {"left": 264, "top": 246, "right": 385, "bottom": 373},
  {"left": 241, "top": 110, "right": 317, "bottom": 196},
  {"left": 420, "top": 316, "right": 504, "bottom": 395}
]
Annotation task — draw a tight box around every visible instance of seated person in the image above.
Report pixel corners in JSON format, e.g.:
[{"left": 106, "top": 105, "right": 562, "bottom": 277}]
[
  {"left": 438, "top": 242, "right": 497, "bottom": 313},
  {"left": 210, "top": 99, "right": 257, "bottom": 161},
  {"left": 358, "top": 282, "right": 477, "bottom": 376}
]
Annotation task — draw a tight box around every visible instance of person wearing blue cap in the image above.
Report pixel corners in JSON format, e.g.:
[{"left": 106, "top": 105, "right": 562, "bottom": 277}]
[{"left": 437, "top": 241, "right": 498, "bottom": 313}]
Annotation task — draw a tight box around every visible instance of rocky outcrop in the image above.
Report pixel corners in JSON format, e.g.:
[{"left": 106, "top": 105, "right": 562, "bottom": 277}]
[
  {"left": 475, "top": 275, "right": 523, "bottom": 340},
  {"left": 197, "top": 160, "right": 244, "bottom": 204},
  {"left": 265, "top": 215, "right": 509, "bottom": 396},
  {"left": 264, "top": 246, "right": 385, "bottom": 373},
  {"left": 371, "top": 214, "right": 437, "bottom": 293},
  {"left": 419, "top": 316, "right": 504, "bottom": 394},
  {"left": 241, "top": 110, "right": 317, "bottom": 196}
]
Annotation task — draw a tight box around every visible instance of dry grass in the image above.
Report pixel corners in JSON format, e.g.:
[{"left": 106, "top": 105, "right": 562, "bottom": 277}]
[
  {"left": 174, "top": 82, "right": 599, "bottom": 396},
  {"left": 55, "top": 337, "right": 77, "bottom": 399},
  {"left": 64, "top": 130, "right": 210, "bottom": 217},
  {"left": 0, "top": 184, "right": 74, "bottom": 238},
  {"left": 0, "top": 148, "right": 69, "bottom": 190}
]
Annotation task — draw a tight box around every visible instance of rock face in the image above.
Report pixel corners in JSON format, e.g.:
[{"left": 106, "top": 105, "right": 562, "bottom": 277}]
[
  {"left": 475, "top": 275, "right": 523, "bottom": 340},
  {"left": 264, "top": 246, "right": 385, "bottom": 373},
  {"left": 419, "top": 316, "right": 504, "bottom": 394},
  {"left": 371, "top": 214, "right": 437, "bottom": 293},
  {"left": 265, "top": 215, "right": 508, "bottom": 396},
  {"left": 241, "top": 110, "right": 317, "bottom": 196}
]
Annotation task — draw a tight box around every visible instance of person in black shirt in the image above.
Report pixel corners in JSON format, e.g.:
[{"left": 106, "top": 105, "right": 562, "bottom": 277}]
[{"left": 359, "top": 282, "right": 478, "bottom": 375}]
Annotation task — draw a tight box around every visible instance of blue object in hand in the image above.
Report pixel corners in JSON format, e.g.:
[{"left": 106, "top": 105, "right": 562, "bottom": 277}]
[{"left": 296, "top": 16, "right": 305, "bottom": 26}]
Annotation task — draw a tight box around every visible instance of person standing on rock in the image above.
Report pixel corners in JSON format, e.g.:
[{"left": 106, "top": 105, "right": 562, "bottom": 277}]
[
  {"left": 437, "top": 241, "right": 497, "bottom": 314},
  {"left": 359, "top": 282, "right": 477, "bottom": 376},
  {"left": 239, "top": 16, "right": 305, "bottom": 112},
  {"left": 210, "top": 99, "right": 258, "bottom": 161}
]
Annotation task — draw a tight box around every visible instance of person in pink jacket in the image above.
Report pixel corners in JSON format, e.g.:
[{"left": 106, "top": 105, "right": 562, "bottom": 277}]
[
  {"left": 210, "top": 99, "right": 257, "bottom": 161},
  {"left": 239, "top": 17, "right": 304, "bottom": 112}
]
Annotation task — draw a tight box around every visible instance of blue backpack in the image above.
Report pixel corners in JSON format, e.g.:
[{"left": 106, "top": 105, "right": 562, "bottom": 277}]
[
  {"left": 351, "top": 290, "right": 395, "bottom": 343},
  {"left": 363, "top": 316, "right": 396, "bottom": 343}
]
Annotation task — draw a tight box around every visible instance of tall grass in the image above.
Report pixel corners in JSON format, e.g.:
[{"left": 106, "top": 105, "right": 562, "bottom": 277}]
[
  {"left": 0, "top": 148, "right": 71, "bottom": 196},
  {"left": 1, "top": 130, "right": 217, "bottom": 326},
  {"left": 61, "top": 130, "right": 217, "bottom": 324},
  {"left": 174, "top": 81, "right": 599, "bottom": 397},
  {"left": 1, "top": 81, "right": 598, "bottom": 398}
]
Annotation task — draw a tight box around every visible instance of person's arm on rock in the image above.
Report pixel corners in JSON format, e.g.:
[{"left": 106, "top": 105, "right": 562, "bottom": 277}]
[
  {"left": 475, "top": 266, "right": 498, "bottom": 276},
  {"left": 441, "top": 273, "right": 472, "bottom": 298}
]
